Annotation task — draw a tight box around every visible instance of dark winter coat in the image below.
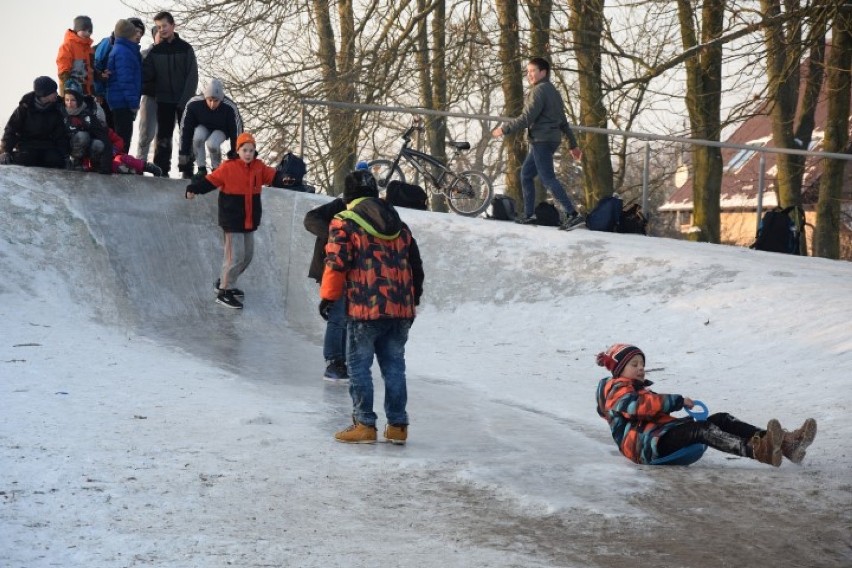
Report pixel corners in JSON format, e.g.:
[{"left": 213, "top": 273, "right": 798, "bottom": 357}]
[
  {"left": 502, "top": 77, "right": 578, "bottom": 147},
  {"left": 106, "top": 37, "right": 142, "bottom": 111},
  {"left": 141, "top": 33, "right": 198, "bottom": 107},
  {"left": 178, "top": 95, "right": 243, "bottom": 156},
  {"left": 304, "top": 198, "right": 347, "bottom": 283},
  {"left": 1, "top": 92, "right": 68, "bottom": 154},
  {"left": 596, "top": 376, "right": 690, "bottom": 464},
  {"left": 62, "top": 96, "right": 112, "bottom": 173},
  {"left": 321, "top": 197, "right": 424, "bottom": 321}
]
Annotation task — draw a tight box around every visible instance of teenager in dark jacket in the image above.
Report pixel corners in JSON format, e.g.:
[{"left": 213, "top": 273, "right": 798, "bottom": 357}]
[
  {"left": 0, "top": 77, "right": 68, "bottom": 169},
  {"left": 62, "top": 88, "right": 112, "bottom": 175},
  {"left": 142, "top": 11, "right": 198, "bottom": 177},
  {"left": 178, "top": 78, "right": 243, "bottom": 180},
  {"left": 106, "top": 19, "right": 144, "bottom": 152}
]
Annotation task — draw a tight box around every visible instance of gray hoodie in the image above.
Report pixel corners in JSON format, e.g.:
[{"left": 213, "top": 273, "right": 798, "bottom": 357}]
[{"left": 502, "top": 78, "right": 578, "bottom": 147}]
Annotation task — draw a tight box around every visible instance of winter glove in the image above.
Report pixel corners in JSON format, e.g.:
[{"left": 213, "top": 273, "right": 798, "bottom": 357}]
[
  {"left": 185, "top": 183, "right": 199, "bottom": 200},
  {"left": 178, "top": 154, "right": 190, "bottom": 167},
  {"left": 0, "top": 152, "right": 11, "bottom": 165},
  {"left": 318, "top": 299, "right": 334, "bottom": 321},
  {"left": 226, "top": 149, "right": 238, "bottom": 160}
]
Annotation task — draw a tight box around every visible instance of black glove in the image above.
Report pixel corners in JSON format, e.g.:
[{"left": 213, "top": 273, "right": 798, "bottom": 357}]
[
  {"left": 319, "top": 299, "right": 334, "bottom": 321},
  {"left": 226, "top": 149, "right": 237, "bottom": 160}
]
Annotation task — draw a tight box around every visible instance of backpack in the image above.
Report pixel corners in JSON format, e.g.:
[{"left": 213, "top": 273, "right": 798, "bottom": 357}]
[
  {"left": 534, "top": 201, "right": 561, "bottom": 226},
  {"left": 488, "top": 194, "right": 517, "bottom": 221},
  {"left": 277, "top": 152, "right": 307, "bottom": 187},
  {"left": 751, "top": 205, "right": 804, "bottom": 254},
  {"left": 386, "top": 180, "right": 428, "bottom": 210},
  {"left": 617, "top": 203, "right": 648, "bottom": 235},
  {"left": 586, "top": 195, "right": 623, "bottom": 232}
]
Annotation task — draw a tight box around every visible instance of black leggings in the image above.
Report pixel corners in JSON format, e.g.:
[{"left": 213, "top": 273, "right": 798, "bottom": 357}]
[{"left": 657, "top": 412, "right": 762, "bottom": 459}]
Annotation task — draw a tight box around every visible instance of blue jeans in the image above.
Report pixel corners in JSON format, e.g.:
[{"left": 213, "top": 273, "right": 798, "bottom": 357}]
[
  {"left": 521, "top": 141, "right": 576, "bottom": 217},
  {"left": 322, "top": 296, "right": 347, "bottom": 362},
  {"left": 345, "top": 319, "right": 412, "bottom": 427}
]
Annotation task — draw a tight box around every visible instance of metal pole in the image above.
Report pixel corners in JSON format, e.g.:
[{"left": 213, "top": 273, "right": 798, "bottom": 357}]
[
  {"left": 299, "top": 105, "right": 306, "bottom": 157},
  {"left": 755, "top": 153, "right": 766, "bottom": 237},
  {"left": 642, "top": 139, "right": 650, "bottom": 214}
]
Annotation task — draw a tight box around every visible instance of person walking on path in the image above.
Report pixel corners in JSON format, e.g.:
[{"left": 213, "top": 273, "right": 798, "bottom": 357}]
[
  {"left": 595, "top": 344, "right": 818, "bottom": 467},
  {"left": 491, "top": 57, "right": 584, "bottom": 231},
  {"left": 142, "top": 11, "right": 198, "bottom": 178},
  {"left": 321, "top": 170, "right": 424, "bottom": 445}
]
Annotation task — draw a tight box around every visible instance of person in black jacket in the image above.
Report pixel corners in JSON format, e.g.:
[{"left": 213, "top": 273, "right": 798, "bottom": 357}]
[
  {"left": 142, "top": 11, "right": 198, "bottom": 177},
  {"left": 178, "top": 78, "right": 243, "bottom": 181},
  {"left": 0, "top": 76, "right": 68, "bottom": 169},
  {"left": 61, "top": 88, "right": 113, "bottom": 174},
  {"left": 304, "top": 197, "right": 349, "bottom": 383}
]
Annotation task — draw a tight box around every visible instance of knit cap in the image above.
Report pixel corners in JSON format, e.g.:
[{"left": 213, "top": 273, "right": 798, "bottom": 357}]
[
  {"left": 596, "top": 344, "right": 645, "bottom": 378},
  {"left": 204, "top": 79, "right": 225, "bottom": 101},
  {"left": 236, "top": 132, "right": 256, "bottom": 150},
  {"left": 73, "top": 16, "right": 93, "bottom": 33},
  {"left": 114, "top": 19, "right": 138, "bottom": 40},
  {"left": 33, "top": 76, "right": 58, "bottom": 97},
  {"left": 343, "top": 170, "right": 379, "bottom": 203}
]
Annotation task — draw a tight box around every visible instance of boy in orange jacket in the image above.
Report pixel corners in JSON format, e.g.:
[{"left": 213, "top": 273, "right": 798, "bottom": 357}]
[
  {"left": 185, "top": 132, "right": 285, "bottom": 309},
  {"left": 57, "top": 16, "right": 95, "bottom": 96}
]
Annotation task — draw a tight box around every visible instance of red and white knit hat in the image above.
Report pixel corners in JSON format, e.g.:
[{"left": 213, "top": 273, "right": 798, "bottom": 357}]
[{"left": 596, "top": 344, "right": 644, "bottom": 378}]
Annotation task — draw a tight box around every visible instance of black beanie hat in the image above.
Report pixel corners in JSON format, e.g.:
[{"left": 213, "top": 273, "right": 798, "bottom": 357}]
[
  {"left": 33, "top": 76, "right": 58, "bottom": 98},
  {"left": 343, "top": 170, "right": 379, "bottom": 203},
  {"left": 73, "top": 16, "right": 93, "bottom": 33},
  {"left": 127, "top": 17, "right": 145, "bottom": 34}
]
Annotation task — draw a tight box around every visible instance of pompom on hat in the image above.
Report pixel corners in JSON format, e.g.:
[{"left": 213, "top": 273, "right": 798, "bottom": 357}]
[
  {"left": 343, "top": 169, "right": 379, "bottom": 203},
  {"left": 596, "top": 344, "right": 645, "bottom": 378},
  {"left": 236, "top": 132, "right": 256, "bottom": 149}
]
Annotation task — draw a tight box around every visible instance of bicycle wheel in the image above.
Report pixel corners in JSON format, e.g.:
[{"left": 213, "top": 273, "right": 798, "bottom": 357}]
[
  {"left": 445, "top": 170, "right": 494, "bottom": 217},
  {"left": 367, "top": 159, "right": 405, "bottom": 190}
]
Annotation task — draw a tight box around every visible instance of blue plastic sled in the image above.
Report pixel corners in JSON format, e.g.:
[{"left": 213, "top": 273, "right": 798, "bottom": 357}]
[{"left": 649, "top": 400, "right": 709, "bottom": 466}]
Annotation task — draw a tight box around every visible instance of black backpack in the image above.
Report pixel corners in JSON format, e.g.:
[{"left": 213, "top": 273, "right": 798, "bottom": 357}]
[
  {"left": 617, "top": 203, "right": 648, "bottom": 235},
  {"left": 534, "top": 202, "right": 561, "bottom": 226},
  {"left": 277, "top": 152, "right": 307, "bottom": 187},
  {"left": 386, "top": 180, "right": 428, "bottom": 210},
  {"left": 751, "top": 205, "right": 804, "bottom": 254},
  {"left": 488, "top": 195, "right": 517, "bottom": 221},
  {"left": 586, "top": 195, "right": 623, "bottom": 232}
]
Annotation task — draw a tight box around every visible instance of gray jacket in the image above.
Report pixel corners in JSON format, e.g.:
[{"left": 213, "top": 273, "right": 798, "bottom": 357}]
[{"left": 502, "top": 78, "right": 578, "bottom": 147}]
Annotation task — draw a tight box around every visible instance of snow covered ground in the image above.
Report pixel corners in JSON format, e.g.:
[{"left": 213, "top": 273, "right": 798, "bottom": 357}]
[{"left": 1, "top": 166, "right": 850, "bottom": 567}]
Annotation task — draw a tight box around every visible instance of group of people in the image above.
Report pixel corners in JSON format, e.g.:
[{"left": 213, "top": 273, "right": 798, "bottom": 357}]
[{"left": 0, "top": 12, "right": 243, "bottom": 181}]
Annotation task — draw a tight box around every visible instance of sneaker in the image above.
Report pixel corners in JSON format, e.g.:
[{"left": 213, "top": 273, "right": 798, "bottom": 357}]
[
  {"left": 515, "top": 214, "right": 538, "bottom": 225},
  {"left": 383, "top": 424, "right": 408, "bottom": 445},
  {"left": 143, "top": 162, "right": 163, "bottom": 177},
  {"left": 215, "top": 289, "right": 243, "bottom": 309},
  {"left": 749, "top": 419, "right": 783, "bottom": 467},
  {"left": 323, "top": 360, "right": 349, "bottom": 383},
  {"left": 781, "top": 418, "right": 817, "bottom": 464},
  {"left": 214, "top": 279, "right": 244, "bottom": 298},
  {"left": 191, "top": 167, "right": 208, "bottom": 182},
  {"left": 334, "top": 421, "right": 377, "bottom": 444},
  {"left": 559, "top": 212, "right": 586, "bottom": 231}
]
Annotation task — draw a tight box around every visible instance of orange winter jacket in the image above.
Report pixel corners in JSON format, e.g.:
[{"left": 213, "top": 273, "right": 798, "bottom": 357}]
[
  {"left": 56, "top": 30, "right": 95, "bottom": 96},
  {"left": 202, "top": 158, "right": 278, "bottom": 232}
]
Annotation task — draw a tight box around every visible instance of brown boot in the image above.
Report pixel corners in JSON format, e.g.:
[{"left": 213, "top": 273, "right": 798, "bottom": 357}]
[
  {"left": 749, "top": 419, "right": 783, "bottom": 467},
  {"left": 383, "top": 424, "right": 408, "bottom": 445},
  {"left": 781, "top": 418, "right": 817, "bottom": 464},
  {"left": 334, "top": 421, "right": 377, "bottom": 444}
]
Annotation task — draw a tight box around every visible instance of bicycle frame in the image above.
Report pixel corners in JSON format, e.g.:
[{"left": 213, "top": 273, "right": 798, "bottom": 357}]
[{"left": 382, "top": 130, "right": 461, "bottom": 195}]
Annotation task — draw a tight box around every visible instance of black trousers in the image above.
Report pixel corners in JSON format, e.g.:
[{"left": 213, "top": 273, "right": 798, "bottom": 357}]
[
  {"left": 657, "top": 412, "right": 762, "bottom": 459},
  {"left": 13, "top": 147, "right": 67, "bottom": 169},
  {"left": 153, "top": 102, "right": 184, "bottom": 175},
  {"left": 112, "top": 108, "right": 136, "bottom": 155}
]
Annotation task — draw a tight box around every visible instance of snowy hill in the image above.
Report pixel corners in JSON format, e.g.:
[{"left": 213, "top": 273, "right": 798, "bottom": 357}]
[{"left": 1, "top": 166, "right": 850, "bottom": 567}]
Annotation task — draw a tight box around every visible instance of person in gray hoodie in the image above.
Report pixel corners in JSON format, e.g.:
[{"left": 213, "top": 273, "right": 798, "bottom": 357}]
[{"left": 492, "top": 57, "right": 584, "bottom": 231}]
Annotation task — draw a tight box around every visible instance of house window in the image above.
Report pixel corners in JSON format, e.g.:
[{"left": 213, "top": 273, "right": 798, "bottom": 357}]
[{"left": 726, "top": 149, "right": 756, "bottom": 172}]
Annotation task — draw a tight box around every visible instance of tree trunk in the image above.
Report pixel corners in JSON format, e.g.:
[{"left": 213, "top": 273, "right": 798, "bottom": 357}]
[
  {"left": 569, "top": 0, "right": 613, "bottom": 210},
  {"left": 814, "top": 8, "right": 852, "bottom": 259},
  {"left": 420, "top": 0, "right": 448, "bottom": 211},
  {"left": 677, "top": 0, "right": 725, "bottom": 243},
  {"left": 495, "top": 0, "right": 526, "bottom": 203}
]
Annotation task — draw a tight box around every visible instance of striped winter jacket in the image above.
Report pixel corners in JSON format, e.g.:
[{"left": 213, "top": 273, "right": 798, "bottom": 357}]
[
  {"left": 320, "top": 197, "right": 424, "bottom": 321},
  {"left": 596, "top": 376, "right": 688, "bottom": 464}
]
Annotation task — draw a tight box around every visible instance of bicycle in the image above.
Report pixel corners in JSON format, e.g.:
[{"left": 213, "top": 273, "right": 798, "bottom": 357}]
[{"left": 368, "top": 120, "right": 494, "bottom": 217}]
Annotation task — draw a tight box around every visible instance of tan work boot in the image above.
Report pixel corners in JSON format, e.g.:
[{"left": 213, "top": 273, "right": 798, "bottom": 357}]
[
  {"left": 383, "top": 424, "right": 408, "bottom": 445},
  {"left": 781, "top": 418, "right": 817, "bottom": 464},
  {"left": 334, "top": 421, "right": 377, "bottom": 444},
  {"left": 749, "top": 419, "right": 783, "bottom": 467}
]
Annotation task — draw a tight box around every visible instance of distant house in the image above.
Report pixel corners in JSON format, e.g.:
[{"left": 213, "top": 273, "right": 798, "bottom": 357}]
[{"left": 658, "top": 68, "right": 852, "bottom": 258}]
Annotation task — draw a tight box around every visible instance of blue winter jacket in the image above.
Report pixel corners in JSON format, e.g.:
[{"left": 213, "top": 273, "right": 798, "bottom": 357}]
[{"left": 106, "top": 37, "right": 142, "bottom": 111}]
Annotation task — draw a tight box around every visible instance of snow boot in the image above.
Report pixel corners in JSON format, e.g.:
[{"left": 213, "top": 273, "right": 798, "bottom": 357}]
[
  {"left": 143, "top": 162, "right": 163, "bottom": 177},
  {"left": 781, "top": 418, "right": 817, "bottom": 465},
  {"left": 749, "top": 419, "right": 783, "bottom": 467},
  {"left": 383, "top": 424, "right": 408, "bottom": 445},
  {"left": 335, "top": 421, "right": 377, "bottom": 444},
  {"left": 191, "top": 166, "right": 208, "bottom": 182}
]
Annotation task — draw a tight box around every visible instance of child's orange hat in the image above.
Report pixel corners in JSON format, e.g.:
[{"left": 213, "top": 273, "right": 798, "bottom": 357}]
[
  {"left": 236, "top": 132, "right": 256, "bottom": 149},
  {"left": 596, "top": 344, "right": 644, "bottom": 378}
]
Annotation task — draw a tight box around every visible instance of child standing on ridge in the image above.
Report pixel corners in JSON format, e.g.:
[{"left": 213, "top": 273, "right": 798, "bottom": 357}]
[
  {"left": 57, "top": 16, "right": 96, "bottom": 97},
  {"left": 185, "top": 132, "right": 285, "bottom": 309},
  {"left": 595, "top": 344, "right": 817, "bottom": 467}
]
